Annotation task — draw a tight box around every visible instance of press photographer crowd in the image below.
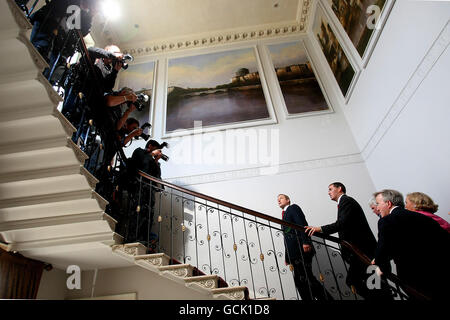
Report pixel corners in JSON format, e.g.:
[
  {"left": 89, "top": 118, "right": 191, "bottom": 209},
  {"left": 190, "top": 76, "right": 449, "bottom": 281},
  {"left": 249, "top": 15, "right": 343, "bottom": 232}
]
[{"left": 18, "top": 0, "right": 168, "bottom": 248}]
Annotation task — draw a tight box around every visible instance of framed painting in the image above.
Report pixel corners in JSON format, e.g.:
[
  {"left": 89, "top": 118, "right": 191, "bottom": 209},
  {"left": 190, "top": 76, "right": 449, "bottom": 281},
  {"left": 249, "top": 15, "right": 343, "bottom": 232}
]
[
  {"left": 266, "top": 40, "right": 332, "bottom": 118},
  {"left": 323, "top": 0, "right": 395, "bottom": 65},
  {"left": 163, "top": 46, "right": 276, "bottom": 137},
  {"left": 313, "top": 2, "right": 360, "bottom": 101},
  {"left": 116, "top": 60, "right": 156, "bottom": 134}
]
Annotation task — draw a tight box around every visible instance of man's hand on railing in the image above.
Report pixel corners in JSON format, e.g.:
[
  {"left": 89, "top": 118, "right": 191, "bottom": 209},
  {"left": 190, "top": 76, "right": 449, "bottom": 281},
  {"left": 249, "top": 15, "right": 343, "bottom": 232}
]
[{"left": 305, "top": 226, "right": 322, "bottom": 237}]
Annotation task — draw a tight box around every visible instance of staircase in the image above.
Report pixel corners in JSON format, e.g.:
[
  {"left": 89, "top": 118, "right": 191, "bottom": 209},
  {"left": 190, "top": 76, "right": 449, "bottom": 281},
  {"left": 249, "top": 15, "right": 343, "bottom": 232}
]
[
  {"left": 0, "top": 0, "right": 120, "bottom": 259},
  {"left": 0, "top": 0, "right": 249, "bottom": 300},
  {"left": 112, "top": 243, "right": 250, "bottom": 300}
]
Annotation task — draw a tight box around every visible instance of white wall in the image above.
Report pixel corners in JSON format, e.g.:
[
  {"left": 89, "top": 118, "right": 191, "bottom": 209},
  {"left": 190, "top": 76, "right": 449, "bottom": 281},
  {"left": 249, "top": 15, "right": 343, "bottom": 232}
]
[
  {"left": 111, "top": 10, "right": 383, "bottom": 248},
  {"left": 37, "top": 268, "right": 67, "bottom": 300},
  {"left": 341, "top": 1, "right": 450, "bottom": 220},
  {"left": 118, "top": 34, "right": 361, "bottom": 178},
  {"left": 191, "top": 161, "right": 379, "bottom": 236},
  {"left": 37, "top": 265, "right": 219, "bottom": 300}
]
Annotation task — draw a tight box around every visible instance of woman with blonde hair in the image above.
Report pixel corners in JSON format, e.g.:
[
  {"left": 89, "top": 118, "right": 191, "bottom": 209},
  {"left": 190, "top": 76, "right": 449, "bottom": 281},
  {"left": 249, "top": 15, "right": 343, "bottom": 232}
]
[{"left": 405, "top": 192, "right": 450, "bottom": 233}]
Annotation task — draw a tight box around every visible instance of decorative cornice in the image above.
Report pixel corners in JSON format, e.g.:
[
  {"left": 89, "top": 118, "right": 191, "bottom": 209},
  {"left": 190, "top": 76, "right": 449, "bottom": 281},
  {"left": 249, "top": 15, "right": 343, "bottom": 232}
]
[
  {"left": 167, "top": 153, "right": 364, "bottom": 187},
  {"left": 298, "top": 0, "right": 312, "bottom": 30},
  {"left": 361, "top": 20, "right": 450, "bottom": 160},
  {"left": 122, "top": 22, "right": 306, "bottom": 57}
]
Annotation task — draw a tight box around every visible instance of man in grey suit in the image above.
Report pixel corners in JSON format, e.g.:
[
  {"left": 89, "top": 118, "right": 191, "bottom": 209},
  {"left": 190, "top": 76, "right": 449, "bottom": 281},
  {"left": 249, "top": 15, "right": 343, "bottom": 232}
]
[{"left": 373, "top": 189, "right": 450, "bottom": 300}]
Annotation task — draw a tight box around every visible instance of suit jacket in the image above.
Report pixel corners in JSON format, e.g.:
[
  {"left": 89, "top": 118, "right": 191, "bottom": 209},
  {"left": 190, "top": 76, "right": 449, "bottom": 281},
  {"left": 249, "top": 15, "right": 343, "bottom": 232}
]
[
  {"left": 375, "top": 207, "right": 450, "bottom": 298},
  {"left": 321, "top": 195, "right": 377, "bottom": 260},
  {"left": 282, "top": 204, "right": 313, "bottom": 264}
]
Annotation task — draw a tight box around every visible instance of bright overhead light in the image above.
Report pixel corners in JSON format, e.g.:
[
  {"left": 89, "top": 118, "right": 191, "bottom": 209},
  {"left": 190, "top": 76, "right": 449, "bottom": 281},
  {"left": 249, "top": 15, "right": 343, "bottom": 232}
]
[{"left": 101, "top": 0, "right": 121, "bottom": 20}]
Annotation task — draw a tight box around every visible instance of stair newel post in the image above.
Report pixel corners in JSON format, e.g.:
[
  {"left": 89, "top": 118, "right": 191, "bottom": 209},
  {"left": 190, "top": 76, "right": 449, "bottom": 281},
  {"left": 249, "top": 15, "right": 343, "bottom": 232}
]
[
  {"left": 267, "top": 222, "right": 285, "bottom": 300},
  {"left": 240, "top": 211, "right": 257, "bottom": 299},
  {"left": 216, "top": 203, "right": 227, "bottom": 283},
  {"left": 228, "top": 208, "right": 241, "bottom": 288}
]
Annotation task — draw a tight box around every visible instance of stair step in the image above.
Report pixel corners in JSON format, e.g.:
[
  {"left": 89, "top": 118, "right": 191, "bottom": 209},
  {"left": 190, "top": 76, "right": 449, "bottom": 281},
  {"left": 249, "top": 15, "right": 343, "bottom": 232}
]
[
  {"left": 0, "top": 74, "right": 61, "bottom": 123},
  {"left": 10, "top": 230, "right": 120, "bottom": 253},
  {"left": 0, "top": 141, "right": 89, "bottom": 183},
  {"left": 0, "top": 172, "right": 98, "bottom": 209},
  {"left": 134, "top": 253, "right": 171, "bottom": 271},
  {"left": 158, "top": 264, "right": 195, "bottom": 282},
  {"left": 112, "top": 243, "right": 148, "bottom": 262},
  {"left": 0, "top": 0, "right": 32, "bottom": 36},
  {"left": 0, "top": 197, "right": 106, "bottom": 225},
  {"left": 0, "top": 115, "right": 74, "bottom": 155},
  {"left": 0, "top": 217, "right": 116, "bottom": 244},
  {"left": 185, "top": 275, "right": 219, "bottom": 292},
  {"left": 211, "top": 286, "right": 248, "bottom": 300},
  {"left": 0, "top": 34, "right": 47, "bottom": 85}
]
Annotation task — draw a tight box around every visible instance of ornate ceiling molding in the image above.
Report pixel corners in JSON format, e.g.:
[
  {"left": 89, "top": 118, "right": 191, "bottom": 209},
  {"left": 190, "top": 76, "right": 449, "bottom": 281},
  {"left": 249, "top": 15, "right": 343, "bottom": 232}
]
[
  {"left": 121, "top": 0, "right": 313, "bottom": 57},
  {"left": 122, "top": 22, "right": 304, "bottom": 56}
]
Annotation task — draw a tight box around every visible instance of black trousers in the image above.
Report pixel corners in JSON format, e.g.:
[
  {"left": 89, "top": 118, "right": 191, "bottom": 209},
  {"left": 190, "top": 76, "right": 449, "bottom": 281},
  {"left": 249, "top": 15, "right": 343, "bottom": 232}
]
[{"left": 291, "top": 257, "right": 333, "bottom": 301}]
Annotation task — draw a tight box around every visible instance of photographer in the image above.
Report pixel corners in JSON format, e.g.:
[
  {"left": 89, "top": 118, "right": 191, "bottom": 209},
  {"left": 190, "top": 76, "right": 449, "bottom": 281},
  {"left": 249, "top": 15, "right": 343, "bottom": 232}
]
[
  {"left": 130, "top": 140, "right": 167, "bottom": 180},
  {"left": 61, "top": 45, "right": 127, "bottom": 125},
  {"left": 90, "top": 45, "right": 126, "bottom": 93},
  {"left": 30, "top": 0, "right": 97, "bottom": 64},
  {"left": 124, "top": 140, "right": 168, "bottom": 245}
]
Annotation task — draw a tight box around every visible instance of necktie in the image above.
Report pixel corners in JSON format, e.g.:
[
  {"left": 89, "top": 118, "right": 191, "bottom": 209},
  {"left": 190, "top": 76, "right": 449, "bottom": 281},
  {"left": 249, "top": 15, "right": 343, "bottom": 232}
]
[{"left": 282, "top": 210, "right": 285, "bottom": 219}]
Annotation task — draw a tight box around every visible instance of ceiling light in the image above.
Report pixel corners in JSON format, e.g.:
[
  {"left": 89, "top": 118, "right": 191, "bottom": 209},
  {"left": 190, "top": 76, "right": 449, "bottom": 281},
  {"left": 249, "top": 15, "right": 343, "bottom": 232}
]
[{"left": 101, "top": 0, "right": 121, "bottom": 20}]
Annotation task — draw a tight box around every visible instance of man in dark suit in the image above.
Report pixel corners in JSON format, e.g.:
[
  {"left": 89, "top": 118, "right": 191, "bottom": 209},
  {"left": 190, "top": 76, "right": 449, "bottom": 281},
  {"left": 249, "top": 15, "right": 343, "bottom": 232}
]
[
  {"left": 305, "top": 182, "right": 392, "bottom": 300},
  {"left": 373, "top": 189, "right": 450, "bottom": 300},
  {"left": 278, "top": 194, "right": 332, "bottom": 301}
]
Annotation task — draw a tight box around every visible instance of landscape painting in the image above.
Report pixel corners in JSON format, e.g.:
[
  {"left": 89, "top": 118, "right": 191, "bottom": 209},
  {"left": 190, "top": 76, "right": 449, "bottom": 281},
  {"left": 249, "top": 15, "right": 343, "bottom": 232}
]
[
  {"left": 314, "top": 4, "right": 356, "bottom": 98},
  {"left": 267, "top": 41, "right": 329, "bottom": 115},
  {"left": 117, "top": 61, "right": 155, "bottom": 127},
  {"left": 165, "top": 47, "right": 271, "bottom": 133},
  {"left": 327, "top": 0, "right": 388, "bottom": 58}
]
